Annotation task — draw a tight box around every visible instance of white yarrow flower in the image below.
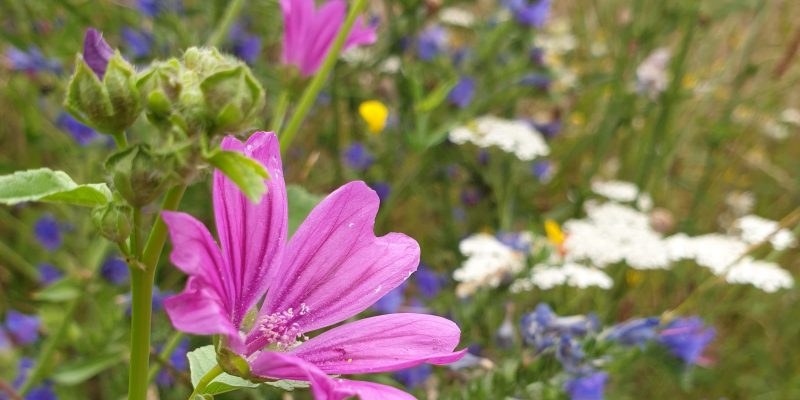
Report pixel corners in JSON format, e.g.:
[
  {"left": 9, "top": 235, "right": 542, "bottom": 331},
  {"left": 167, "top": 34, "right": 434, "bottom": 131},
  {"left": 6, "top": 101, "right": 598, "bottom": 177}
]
[
  {"left": 449, "top": 116, "right": 550, "bottom": 161},
  {"left": 454, "top": 234, "right": 525, "bottom": 297},
  {"left": 439, "top": 7, "right": 476, "bottom": 27},
  {"left": 735, "top": 215, "right": 796, "bottom": 251},
  {"left": 725, "top": 258, "right": 794, "bottom": 293}
]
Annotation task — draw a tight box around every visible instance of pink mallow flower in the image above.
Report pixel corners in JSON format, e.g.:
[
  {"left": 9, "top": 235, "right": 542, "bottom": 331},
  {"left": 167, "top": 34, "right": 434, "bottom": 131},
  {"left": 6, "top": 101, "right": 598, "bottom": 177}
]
[
  {"left": 162, "top": 132, "right": 464, "bottom": 398},
  {"left": 281, "top": 0, "right": 377, "bottom": 77}
]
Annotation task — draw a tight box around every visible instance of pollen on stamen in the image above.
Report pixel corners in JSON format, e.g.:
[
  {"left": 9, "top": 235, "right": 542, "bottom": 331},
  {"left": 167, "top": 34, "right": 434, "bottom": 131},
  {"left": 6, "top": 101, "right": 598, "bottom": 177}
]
[{"left": 257, "top": 303, "right": 310, "bottom": 350}]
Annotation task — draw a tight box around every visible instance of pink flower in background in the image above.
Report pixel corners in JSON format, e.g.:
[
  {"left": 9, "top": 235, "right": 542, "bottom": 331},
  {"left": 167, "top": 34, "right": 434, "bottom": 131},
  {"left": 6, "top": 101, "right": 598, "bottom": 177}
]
[
  {"left": 281, "top": 0, "right": 377, "bottom": 76},
  {"left": 162, "top": 132, "right": 464, "bottom": 398}
]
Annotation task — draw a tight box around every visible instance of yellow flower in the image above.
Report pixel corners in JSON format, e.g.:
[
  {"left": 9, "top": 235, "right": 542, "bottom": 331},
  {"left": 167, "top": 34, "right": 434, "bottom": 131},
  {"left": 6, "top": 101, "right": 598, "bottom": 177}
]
[
  {"left": 359, "top": 100, "right": 389, "bottom": 134},
  {"left": 544, "top": 219, "right": 565, "bottom": 245}
]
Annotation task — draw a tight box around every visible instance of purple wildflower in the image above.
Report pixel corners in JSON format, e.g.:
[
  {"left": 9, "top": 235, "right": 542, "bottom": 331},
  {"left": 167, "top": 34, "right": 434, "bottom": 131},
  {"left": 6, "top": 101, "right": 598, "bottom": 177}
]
[
  {"left": 121, "top": 27, "right": 153, "bottom": 59},
  {"left": 57, "top": 113, "right": 100, "bottom": 146},
  {"left": 534, "top": 119, "right": 562, "bottom": 138},
  {"left": 34, "top": 215, "right": 61, "bottom": 251},
  {"left": 417, "top": 26, "right": 447, "bottom": 61},
  {"left": 414, "top": 264, "right": 443, "bottom": 298},
  {"left": 564, "top": 371, "right": 608, "bottom": 400},
  {"left": 82, "top": 28, "right": 114, "bottom": 78},
  {"left": 343, "top": 142, "right": 374, "bottom": 171},
  {"left": 531, "top": 160, "right": 553, "bottom": 182},
  {"left": 101, "top": 257, "right": 129, "bottom": 285},
  {"left": 281, "top": 0, "right": 377, "bottom": 77},
  {"left": 5, "top": 311, "right": 40, "bottom": 345},
  {"left": 393, "top": 364, "right": 432, "bottom": 389},
  {"left": 658, "top": 317, "right": 715, "bottom": 365},
  {"left": 161, "top": 132, "right": 464, "bottom": 398},
  {"left": 606, "top": 317, "right": 660, "bottom": 348},
  {"left": 447, "top": 77, "right": 475, "bottom": 109},
  {"left": 156, "top": 338, "right": 190, "bottom": 386},
  {"left": 37, "top": 263, "right": 62, "bottom": 285},
  {"left": 229, "top": 24, "right": 262, "bottom": 64},
  {"left": 506, "top": 0, "right": 553, "bottom": 28},
  {"left": 520, "top": 73, "right": 551, "bottom": 89},
  {"left": 369, "top": 182, "right": 391, "bottom": 203},
  {"left": 5, "top": 47, "right": 61, "bottom": 74},
  {"left": 372, "top": 283, "right": 406, "bottom": 314}
]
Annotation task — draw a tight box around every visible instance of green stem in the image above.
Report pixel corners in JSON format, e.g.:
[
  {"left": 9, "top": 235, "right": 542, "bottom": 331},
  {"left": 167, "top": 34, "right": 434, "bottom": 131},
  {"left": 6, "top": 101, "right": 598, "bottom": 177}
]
[
  {"left": 132, "top": 208, "right": 143, "bottom": 259},
  {"left": 0, "top": 240, "right": 39, "bottom": 281},
  {"left": 147, "top": 332, "right": 185, "bottom": 383},
  {"left": 271, "top": 90, "right": 290, "bottom": 134},
  {"left": 128, "top": 185, "right": 187, "bottom": 400},
  {"left": 188, "top": 365, "right": 224, "bottom": 399},
  {"left": 19, "top": 240, "right": 110, "bottom": 394},
  {"left": 280, "top": 0, "right": 369, "bottom": 154},
  {"left": 112, "top": 132, "right": 128, "bottom": 149},
  {"left": 206, "top": 0, "right": 247, "bottom": 47}
]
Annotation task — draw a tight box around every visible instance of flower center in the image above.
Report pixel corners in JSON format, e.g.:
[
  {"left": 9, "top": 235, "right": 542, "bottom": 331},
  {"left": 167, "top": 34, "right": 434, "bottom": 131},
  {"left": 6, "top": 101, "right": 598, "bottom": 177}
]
[{"left": 256, "top": 303, "right": 310, "bottom": 350}]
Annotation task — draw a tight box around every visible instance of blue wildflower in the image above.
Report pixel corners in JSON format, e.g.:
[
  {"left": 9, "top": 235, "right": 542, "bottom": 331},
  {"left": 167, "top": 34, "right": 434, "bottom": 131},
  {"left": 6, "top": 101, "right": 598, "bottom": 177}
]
[
  {"left": 5, "top": 47, "right": 61, "bottom": 74},
  {"left": 506, "top": 0, "right": 552, "bottom": 28},
  {"left": 658, "top": 317, "right": 715, "bottom": 365},
  {"left": 156, "top": 338, "right": 189, "bottom": 386},
  {"left": 34, "top": 215, "right": 62, "bottom": 251},
  {"left": 137, "top": 0, "right": 181, "bottom": 17},
  {"left": 531, "top": 160, "right": 553, "bottom": 182},
  {"left": 5, "top": 311, "right": 40, "bottom": 345},
  {"left": 5, "top": 358, "right": 58, "bottom": 400},
  {"left": 460, "top": 188, "right": 482, "bottom": 207},
  {"left": 451, "top": 47, "right": 471, "bottom": 67},
  {"left": 520, "top": 304, "right": 599, "bottom": 351},
  {"left": 520, "top": 73, "right": 551, "bottom": 90},
  {"left": 477, "top": 149, "right": 490, "bottom": 165},
  {"left": 372, "top": 283, "right": 406, "bottom": 314},
  {"left": 447, "top": 77, "right": 475, "bottom": 109},
  {"left": 417, "top": 26, "right": 447, "bottom": 61},
  {"left": 101, "top": 257, "right": 129, "bottom": 285},
  {"left": 393, "top": 364, "right": 432, "bottom": 389},
  {"left": 606, "top": 317, "right": 660, "bottom": 348},
  {"left": 0, "top": 329, "right": 9, "bottom": 350},
  {"left": 342, "top": 143, "right": 374, "bottom": 171},
  {"left": 556, "top": 334, "right": 586, "bottom": 373},
  {"left": 534, "top": 119, "right": 562, "bottom": 138},
  {"left": 57, "top": 113, "right": 100, "bottom": 146},
  {"left": 369, "top": 182, "right": 391, "bottom": 203},
  {"left": 414, "top": 263, "right": 443, "bottom": 298},
  {"left": 229, "top": 24, "right": 261, "bottom": 64},
  {"left": 496, "top": 304, "right": 516, "bottom": 349},
  {"left": 121, "top": 27, "right": 153, "bottom": 59},
  {"left": 497, "top": 231, "right": 532, "bottom": 252},
  {"left": 564, "top": 371, "right": 608, "bottom": 400},
  {"left": 37, "top": 263, "right": 62, "bottom": 285}
]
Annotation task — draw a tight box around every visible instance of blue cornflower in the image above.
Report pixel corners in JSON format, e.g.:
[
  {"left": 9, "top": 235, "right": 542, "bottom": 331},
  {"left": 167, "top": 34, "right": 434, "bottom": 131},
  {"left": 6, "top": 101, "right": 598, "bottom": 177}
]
[
  {"left": 122, "top": 27, "right": 153, "bottom": 59},
  {"left": 417, "top": 26, "right": 447, "bottom": 61},
  {"left": 534, "top": 119, "right": 562, "bottom": 138},
  {"left": 37, "top": 263, "right": 62, "bottom": 285},
  {"left": 531, "top": 160, "right": 553, "bottom": 182},
  {"left": 605, "top": 317, "right": 660, "bottom": 348},
  {"left": 519, "top": 73, "right": 551, "bottom": 89},
  {"left": 520, "top": 304, "right": 599, "bottom": 351},
  {"left": 5, "top": 311, "right": 40, "bottom": 345},
  {"left": 564, "top": 371, "right": 608, "bottom": 400},
  {"left": 372, "top": 283, "right": 406, "bottom": 314},
  {"left": 414, "top": 263, "right": 443, "bottom": 298},
  {"left": 447, "top": 77, "right": 475, "bottom": 109},
  {"left": 506, "top": 0, "right": 552, "bottom": 28},
  {"left": 556, "top": 334, "right": 586, "bottom": 373},
  {"left": 5, "top": 47, "right": 61, "bottom": 74},
  {"left": 393, "top": 364, "right": 432, "bottom": 389},
  {"left": 229, "top": 24, "right": 262, "bottom": 64},
  {"left": 101, "top": 257, "right": 129, "bottom": 285},
  {"left": 658, "top": 317, "right": 715, "bottom": 365},
  {"left": 156, "top": 338, "right": 190, "bottom": 386},
  {"left": 342, "top": 143, "right": 374, "bottom": 171},
  {"left": 34, "top": 215, "right": 62, "bottom": 251},
  {"left": 57, "top": 113, "right": 100, "bottom": 146},
  {"left": 369, "top": 182, "right": 391, "bottom": 203}
]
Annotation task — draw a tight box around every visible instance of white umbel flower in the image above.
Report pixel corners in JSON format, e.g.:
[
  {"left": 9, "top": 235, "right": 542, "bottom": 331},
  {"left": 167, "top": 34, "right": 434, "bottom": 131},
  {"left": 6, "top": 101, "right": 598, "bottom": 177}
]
[
  {"left": 725, "top": 258, "right": 794, "bottom": 293},
  {"left": 734, "top": 215, "right": 796, "bottom": 251},
  {"left": 449, "top": 116, "right": 550, "bottom": 161},
  {"left": 454, "top": 233, "right": 525, "bottom": 297},
  {"left": 591, "top": 180, "right": 640, "bottom": 203},
  {"left": 636, "top": 48, "right": 671, "bottom": 97},
  {"left": 439, "top": 7, "right": 476, "bottom": 27},
  {"left": 511, "top": 262, "right": 613, "bottom": 292}
]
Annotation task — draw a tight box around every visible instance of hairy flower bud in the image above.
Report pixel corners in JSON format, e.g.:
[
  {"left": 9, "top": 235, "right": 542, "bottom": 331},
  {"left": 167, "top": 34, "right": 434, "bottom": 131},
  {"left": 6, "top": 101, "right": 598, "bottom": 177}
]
[
  {"left": 92, "top": 202, "right": 132, "bottom": 243},
  {"left": 216, "top": 343, "right": 252, "bottom": 379},
  {"left": 136, "top": 58, "right": 182, "bottom": 127},
  {"left": 65, "top": 52, "right": 142, "bottom": 135},
  {"left": 106, "top": 145, "right": 171, "bottom": 207}
]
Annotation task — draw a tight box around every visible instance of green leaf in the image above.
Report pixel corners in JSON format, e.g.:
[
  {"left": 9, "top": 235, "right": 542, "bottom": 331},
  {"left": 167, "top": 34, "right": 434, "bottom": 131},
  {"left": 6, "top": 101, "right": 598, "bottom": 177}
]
[
  {"left": 415, "top": 77, "right": 459, "bottom": 113},
  {"left": 188, "top": 346, "right": 258, "bottom": 396},
  {"left": 34, "top": 278, "right": 82, "bottom": 302},
  {"left": 51, "top": 350, "right": 125, "bottom": 385},
  {"left": 262, "top": 379, "right": 309, "bottom": 391},
  {"left": 0, "top": 168, "right": 112, "bottom": 207},
  {"left": 286, "top": 185, "right": 323, "bottom": 237},
  {"left": 206, "top": 151, "right": 270, "bottom": 204}
]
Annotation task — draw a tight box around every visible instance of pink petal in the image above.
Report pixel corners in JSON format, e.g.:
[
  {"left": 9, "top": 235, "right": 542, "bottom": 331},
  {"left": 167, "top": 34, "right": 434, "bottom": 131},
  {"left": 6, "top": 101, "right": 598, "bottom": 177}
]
[
  {"left": 250, "top": 352, "right": 414, "bottom": 400},
  {"left": 161, "top": 210, "right": 242, "bottom": 348},
  {"left": 289, "top": 313, "right": 466, "bottom": 374},
  {"left": 344, "top": 17, "right": 377, "bottom": 51},
  {"left": 281, "top": 0, "right": 315, "bottom": 71},
  {"left": 302, "top": 0, "right": 346, "bottom": 76},
  {"left": 213, "top": 132, "right": 287, "bottom": 327},
  {"left": 247, "top": 182, "right": 419, "bottom": 352}
]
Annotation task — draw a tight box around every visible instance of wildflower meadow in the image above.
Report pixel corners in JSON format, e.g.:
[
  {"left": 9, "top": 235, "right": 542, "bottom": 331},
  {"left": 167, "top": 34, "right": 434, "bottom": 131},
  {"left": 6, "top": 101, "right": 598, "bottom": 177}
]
[{"left": 1, "top": 0, "right": 799, "bottom": 399}]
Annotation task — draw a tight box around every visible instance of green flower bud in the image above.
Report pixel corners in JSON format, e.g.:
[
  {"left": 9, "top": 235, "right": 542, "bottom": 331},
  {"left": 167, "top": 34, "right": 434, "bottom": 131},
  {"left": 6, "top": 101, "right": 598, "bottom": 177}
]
[
  {"left": 65, "top": 52, "right": 142, "bottom": 135},
  {"left": 92, "top": 202, "right": 132, "bottom": 244},
  {"left": 216, "top": 346, "right": 251, "bottom": 379},
  {"left": 136, "top": 59, "right": 182, "bottom": 127},
  {"left": 106, "top": 145, "right": 171, "bottom": 207}
]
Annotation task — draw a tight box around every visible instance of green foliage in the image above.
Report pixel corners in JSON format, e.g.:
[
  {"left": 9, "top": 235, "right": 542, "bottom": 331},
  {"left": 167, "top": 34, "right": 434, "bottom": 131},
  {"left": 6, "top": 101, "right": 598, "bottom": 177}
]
[
  {"left": 0, "top": 168, "right": 111, "bottom": 207},
  {"left": 205, "top": 150, "right": 270, "bottom": 204},
  {"left": 187, "top": 346, "right": 259, "bottom": 396}
]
